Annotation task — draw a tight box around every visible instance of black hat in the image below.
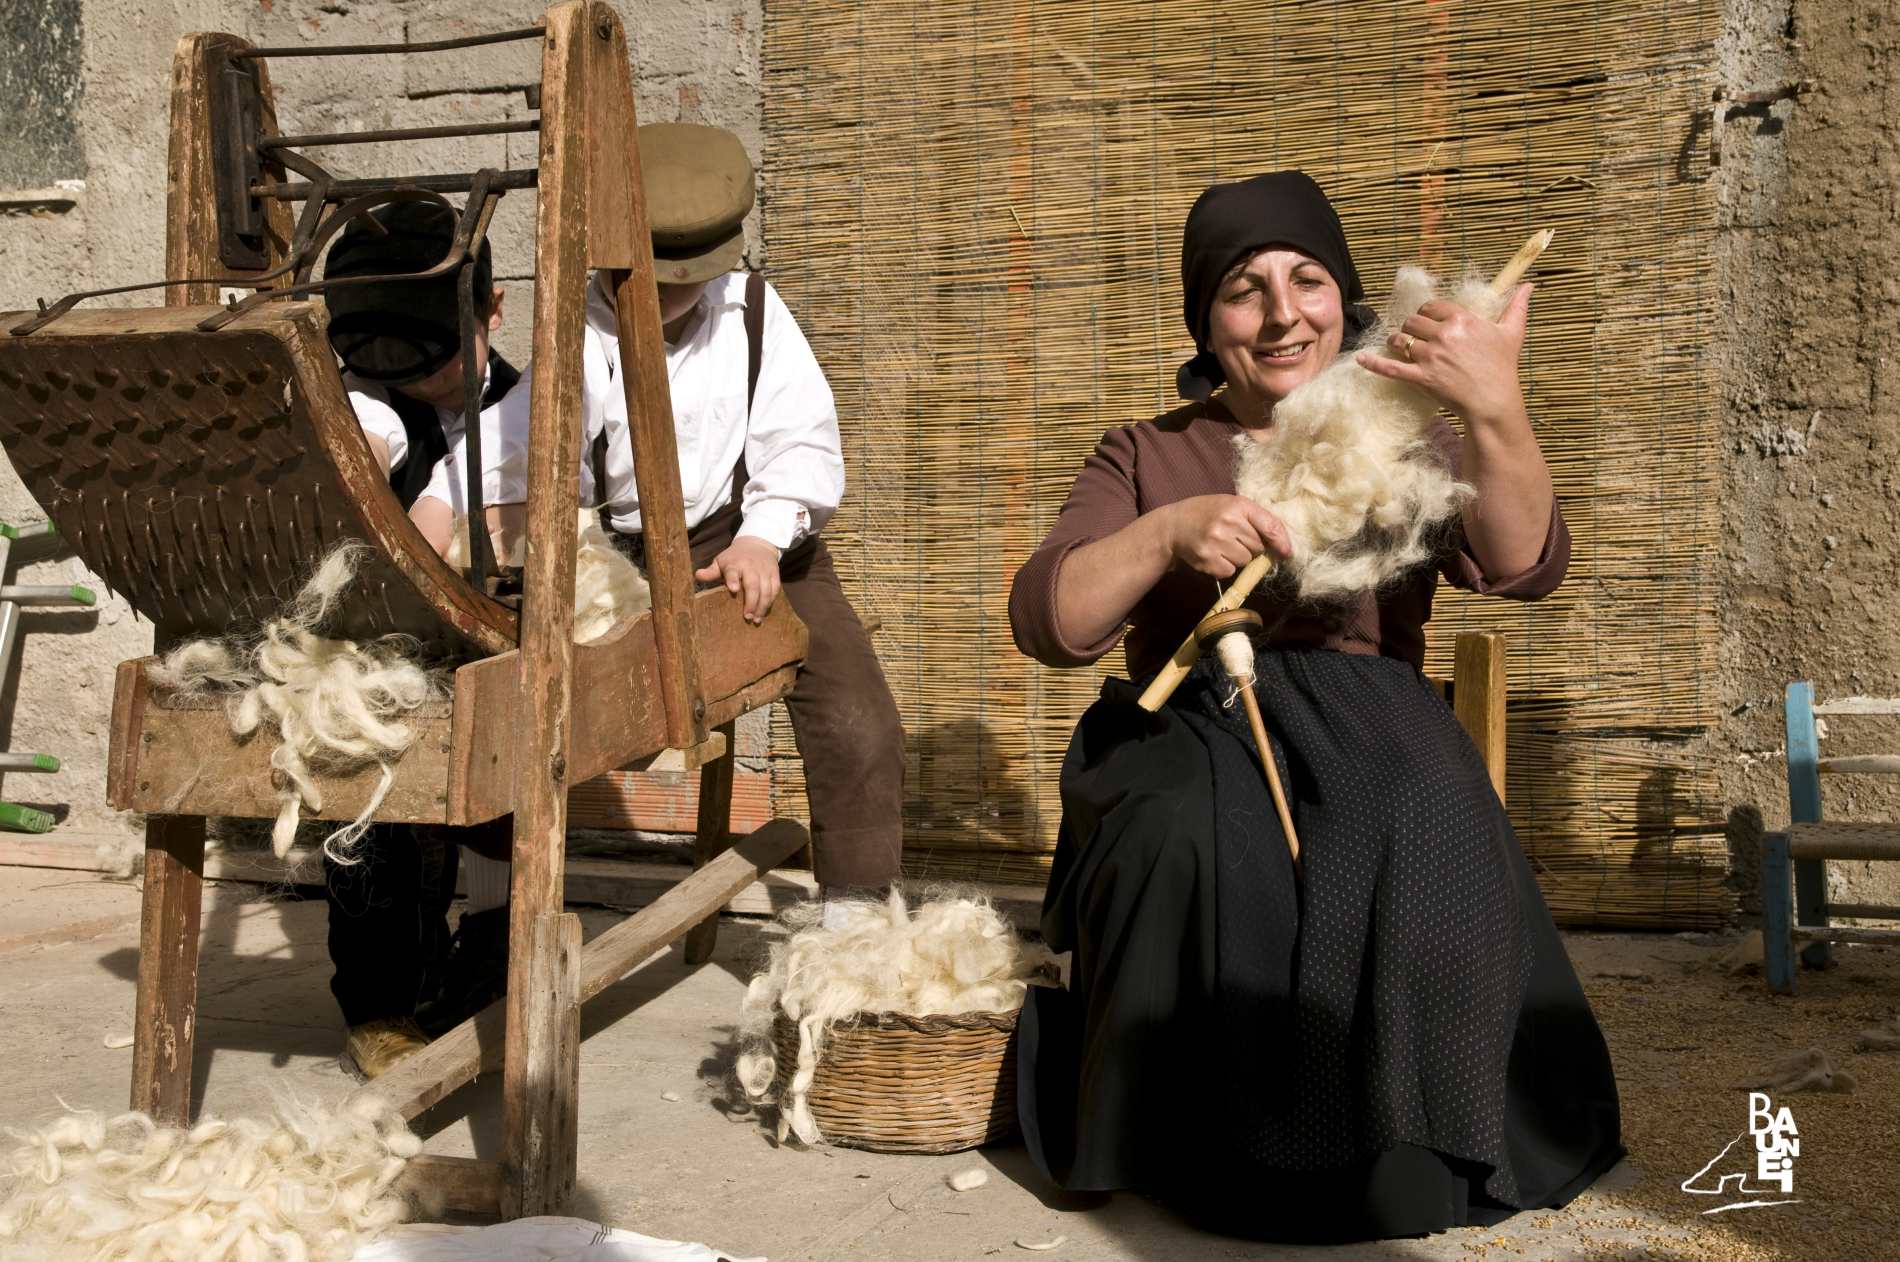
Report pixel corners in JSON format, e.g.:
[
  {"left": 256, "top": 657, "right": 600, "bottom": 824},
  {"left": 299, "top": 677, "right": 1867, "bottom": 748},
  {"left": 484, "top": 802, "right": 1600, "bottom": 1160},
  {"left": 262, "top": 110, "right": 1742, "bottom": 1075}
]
[
  {"left": 322, "top": 201, "right": 492, "bottom": 385},
  {"left": 1175, "top": 171, "right": 1377, "bottom": 401}
]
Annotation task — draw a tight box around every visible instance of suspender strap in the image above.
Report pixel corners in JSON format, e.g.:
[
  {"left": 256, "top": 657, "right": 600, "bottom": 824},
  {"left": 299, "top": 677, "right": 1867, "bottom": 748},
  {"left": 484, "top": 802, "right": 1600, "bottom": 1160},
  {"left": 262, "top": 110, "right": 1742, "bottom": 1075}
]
[
  {"left": 745, "top": 269, "right": 765, "bottom": 416},
  {"left": 604, "top": 274, "right": 766, "bottom": 541}
]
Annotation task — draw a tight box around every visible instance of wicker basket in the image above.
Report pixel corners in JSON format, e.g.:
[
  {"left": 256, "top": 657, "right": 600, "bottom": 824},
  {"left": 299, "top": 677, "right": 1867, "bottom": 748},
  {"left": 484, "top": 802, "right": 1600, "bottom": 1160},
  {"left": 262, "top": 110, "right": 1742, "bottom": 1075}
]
[{"left": 771, "top": 1007, "right": 1020, "bottom": 1154}]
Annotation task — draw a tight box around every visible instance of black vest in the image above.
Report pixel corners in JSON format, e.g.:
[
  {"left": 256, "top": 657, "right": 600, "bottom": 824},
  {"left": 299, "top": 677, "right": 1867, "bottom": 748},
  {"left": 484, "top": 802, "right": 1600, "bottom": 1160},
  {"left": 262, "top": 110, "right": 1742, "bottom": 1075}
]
[{"left": 384, "top": 353, "right": 522, "bottom": 510}]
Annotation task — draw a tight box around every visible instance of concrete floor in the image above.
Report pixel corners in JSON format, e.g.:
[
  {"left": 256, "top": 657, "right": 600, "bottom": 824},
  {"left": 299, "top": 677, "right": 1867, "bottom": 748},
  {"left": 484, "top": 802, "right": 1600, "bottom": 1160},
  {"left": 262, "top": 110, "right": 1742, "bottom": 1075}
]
[{"left": 0, "top": 863, "right": 1747, "bottom": 1260}]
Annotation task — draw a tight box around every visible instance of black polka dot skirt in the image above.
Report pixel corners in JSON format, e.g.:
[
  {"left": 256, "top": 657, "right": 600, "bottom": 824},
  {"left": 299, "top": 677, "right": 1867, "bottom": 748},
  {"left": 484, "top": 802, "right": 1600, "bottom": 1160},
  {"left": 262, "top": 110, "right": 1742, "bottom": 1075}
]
[{"left": 1018, "top": 646, "right": 1624, "bottom": 1243}]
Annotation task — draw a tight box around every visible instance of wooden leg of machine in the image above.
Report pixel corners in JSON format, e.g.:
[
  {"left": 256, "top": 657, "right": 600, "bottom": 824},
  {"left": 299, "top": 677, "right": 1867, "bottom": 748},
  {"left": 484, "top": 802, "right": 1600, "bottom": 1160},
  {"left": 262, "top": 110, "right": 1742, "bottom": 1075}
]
[
  {"left": 501, "top": 910, "right": 582, "bottom": 1218},
  {"left": 131, "top": 814, "right": 207, "bottom": 1124},
  {"left": 683, "top": 720, "right": 738, "bottom": 965}
]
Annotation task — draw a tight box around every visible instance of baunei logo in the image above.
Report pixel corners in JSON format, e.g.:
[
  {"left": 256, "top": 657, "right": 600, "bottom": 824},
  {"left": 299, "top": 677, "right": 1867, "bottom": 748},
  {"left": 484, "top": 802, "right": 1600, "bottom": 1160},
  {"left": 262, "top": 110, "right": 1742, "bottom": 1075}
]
[{"left": 1679, "top": 1092, "right": 1801, "bottom": 1214}]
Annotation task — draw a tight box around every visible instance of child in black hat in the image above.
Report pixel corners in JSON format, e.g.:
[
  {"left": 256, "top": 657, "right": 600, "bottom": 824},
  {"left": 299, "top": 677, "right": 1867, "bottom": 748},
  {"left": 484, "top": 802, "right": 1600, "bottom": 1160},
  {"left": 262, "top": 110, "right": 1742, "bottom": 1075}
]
[{"left": 317, "top": 200, "right": 520, "bottom": 1078}]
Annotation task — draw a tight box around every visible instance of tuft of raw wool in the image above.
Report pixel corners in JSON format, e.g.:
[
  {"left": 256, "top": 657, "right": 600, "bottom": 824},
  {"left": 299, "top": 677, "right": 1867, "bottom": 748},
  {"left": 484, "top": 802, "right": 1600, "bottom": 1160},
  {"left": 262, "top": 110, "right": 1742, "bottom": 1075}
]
[
  {"left": 0, "top": 1093, "right": 419, "bottom": 1262},
  {"left": 1856, "top": 1014, "right": 1900, "bottom": 1053},
  {"left": 1233, "top": 267, "right": 1507, "bottom": 601},
  {"left": 1734, "top": 1046, "right": 1858, "bottom": 1095},
  {"left": 445, "top": 508, "right": 651, "bottom": 645},
  {"left": 735, "top": 887, "right": 1055, "bottom": 1146},
  {"left": 145, "top": 545, "right": 443, "bottom": 864}
]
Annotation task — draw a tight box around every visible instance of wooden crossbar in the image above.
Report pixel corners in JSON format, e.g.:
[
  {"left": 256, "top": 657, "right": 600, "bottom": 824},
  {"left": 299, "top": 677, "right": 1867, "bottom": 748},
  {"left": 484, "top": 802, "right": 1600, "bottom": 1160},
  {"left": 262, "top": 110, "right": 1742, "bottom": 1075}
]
[
  {"left": 364, "top": 818, "right": 810, "bottom": 1122},
  {"left": 1787, "top": 821, "right": 1900, "bottom": 862}
]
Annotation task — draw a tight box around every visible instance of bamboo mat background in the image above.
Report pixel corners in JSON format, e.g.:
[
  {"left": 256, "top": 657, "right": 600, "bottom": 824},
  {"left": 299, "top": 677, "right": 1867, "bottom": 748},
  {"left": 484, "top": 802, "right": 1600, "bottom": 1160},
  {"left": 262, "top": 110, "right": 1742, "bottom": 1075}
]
[{"left": 758, "top": 0, "right": 1726, "bottom": 927}]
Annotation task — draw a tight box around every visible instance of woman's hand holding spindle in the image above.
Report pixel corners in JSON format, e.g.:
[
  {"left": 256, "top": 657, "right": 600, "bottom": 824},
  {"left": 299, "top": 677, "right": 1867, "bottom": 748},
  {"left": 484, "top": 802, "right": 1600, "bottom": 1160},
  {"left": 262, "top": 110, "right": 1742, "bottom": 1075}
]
[
  {"left": 1164, "top": 495, "right": 1292, "bottom": 579},
  {"left": 1355, "top": 283, "right": 1533, "bottom": 433}
]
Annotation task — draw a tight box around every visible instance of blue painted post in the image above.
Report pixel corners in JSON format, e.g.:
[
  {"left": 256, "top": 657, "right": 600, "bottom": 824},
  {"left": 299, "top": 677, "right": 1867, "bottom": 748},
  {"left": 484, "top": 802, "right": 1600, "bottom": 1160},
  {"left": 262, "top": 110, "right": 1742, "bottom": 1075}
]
[
  {"left": 1762, "top": 831, "right": 1795, "bottom": 994},
  {"left": 1784, "top": 681, "right": 1831, "bottom": 969}
]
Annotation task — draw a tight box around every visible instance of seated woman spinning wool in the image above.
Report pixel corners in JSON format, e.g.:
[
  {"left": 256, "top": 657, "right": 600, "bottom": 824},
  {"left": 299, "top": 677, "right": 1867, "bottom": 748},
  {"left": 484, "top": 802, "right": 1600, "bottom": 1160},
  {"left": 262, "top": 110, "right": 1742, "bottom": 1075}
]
[{"left": 1007, "top": 172, "right": 1622, "bottom": 1242}]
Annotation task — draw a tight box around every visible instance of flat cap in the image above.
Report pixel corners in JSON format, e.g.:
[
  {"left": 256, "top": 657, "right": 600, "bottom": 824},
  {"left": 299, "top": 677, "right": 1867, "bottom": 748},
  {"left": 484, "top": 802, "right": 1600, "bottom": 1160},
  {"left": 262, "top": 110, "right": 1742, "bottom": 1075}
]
[{"left": 639, "top": 122, "right": 756, "bottom": 285}]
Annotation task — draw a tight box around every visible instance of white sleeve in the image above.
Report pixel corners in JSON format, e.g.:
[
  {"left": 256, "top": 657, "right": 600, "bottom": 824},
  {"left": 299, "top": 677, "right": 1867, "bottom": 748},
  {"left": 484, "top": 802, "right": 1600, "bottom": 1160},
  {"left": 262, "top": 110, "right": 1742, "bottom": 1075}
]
[
  {"left": 346, "top": 386, "right": 410, "bottom": 473},
  {"left": 416, "top": 370, "right": 535, "bottom": 511},
  {"left": 736, "top": 281, "right": 846, "bottom": 551}
]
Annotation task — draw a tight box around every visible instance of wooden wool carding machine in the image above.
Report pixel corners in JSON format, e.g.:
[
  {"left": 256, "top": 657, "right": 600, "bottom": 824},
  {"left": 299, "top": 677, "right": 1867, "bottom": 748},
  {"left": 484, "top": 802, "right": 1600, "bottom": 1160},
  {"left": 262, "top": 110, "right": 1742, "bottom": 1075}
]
[{"left": 0, "top": 2, "right": 809, "bottom": 1216}]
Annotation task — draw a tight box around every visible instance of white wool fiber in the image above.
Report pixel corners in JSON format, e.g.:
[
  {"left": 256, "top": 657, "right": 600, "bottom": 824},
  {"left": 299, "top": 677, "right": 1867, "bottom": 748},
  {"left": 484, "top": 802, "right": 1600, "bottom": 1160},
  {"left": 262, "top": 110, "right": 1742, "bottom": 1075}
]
[
  {"left": 445, "top": 508, "right": 651, "bottom": 645},
  {"left": 735, "top": 886, "right": 1056, "bottom": 1146},
  {"left": 0, "top": 1093, "right": 419, "bottom": 1262},
  {"left": 1234, "top": 268, "right": 1507, "bottom": 600},
  {"left": 144, "top": 544, "right": 443, "bottom": 865}
]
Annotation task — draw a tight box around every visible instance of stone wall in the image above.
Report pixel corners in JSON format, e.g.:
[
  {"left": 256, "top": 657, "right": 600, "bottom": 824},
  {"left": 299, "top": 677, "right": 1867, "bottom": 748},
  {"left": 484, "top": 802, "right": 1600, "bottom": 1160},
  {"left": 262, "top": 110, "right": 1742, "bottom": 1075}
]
[
  {"left": 0, "top": 0, "right": 763, "bottom": 850},
  {"left": 1715, "top": 0, "right": 1900, "bottom": 915}
]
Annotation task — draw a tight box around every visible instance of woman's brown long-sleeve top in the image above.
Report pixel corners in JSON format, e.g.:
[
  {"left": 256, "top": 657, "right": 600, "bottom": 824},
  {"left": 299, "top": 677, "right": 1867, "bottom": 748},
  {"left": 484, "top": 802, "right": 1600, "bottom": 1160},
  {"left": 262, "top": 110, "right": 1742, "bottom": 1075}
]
[{"left": 1008, "top": 398, "right": 1570, "bottom": 679}]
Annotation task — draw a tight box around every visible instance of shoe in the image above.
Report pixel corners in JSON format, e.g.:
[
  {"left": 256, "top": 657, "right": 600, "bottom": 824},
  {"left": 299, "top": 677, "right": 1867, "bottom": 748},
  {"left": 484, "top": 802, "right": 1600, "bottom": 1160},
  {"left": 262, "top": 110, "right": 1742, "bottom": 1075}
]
[
  {"left": 340, "top": 1017, "right": 430, "bottom": 1081},
  {"left": 416, "top": 906, "right": 510, "bottom": 1038}
]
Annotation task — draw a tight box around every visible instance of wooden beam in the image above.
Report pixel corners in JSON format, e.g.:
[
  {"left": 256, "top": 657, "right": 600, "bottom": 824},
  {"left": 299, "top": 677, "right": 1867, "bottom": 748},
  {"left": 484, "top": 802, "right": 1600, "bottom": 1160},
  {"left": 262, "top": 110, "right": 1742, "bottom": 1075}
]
[
  {"left": 503, "top": 912, "right": 582, "bottom": 1219},
  {"left": 1819, "top": 755, "right": 1900, "bottom": 775},
  {"left": 683, "top": 723, "right": 738, "bottom": 964},
  {"left": 504, "top": 0, "right": 591, "bottom": 1218},
  {"left": 1791, "top": 925, "right": 1900, "bottom": 947},
  {"left": 130, "top": 815, "right": 206, "bottom": 1125},
  {"left": 579, "top": 818, "right": 810, "bottom": 1002},
  {"left": 1811, "top": 696, "right": 1900, "bottom": 716},
  {"left": 165, "top": 33, "right": 291, "bottom": 299},
  {"left": 365, "top": 818, "right": 812, "bottom": 1122},
  {"left": 394, "top": 1155, "right": 505, "bottom": 1219}
]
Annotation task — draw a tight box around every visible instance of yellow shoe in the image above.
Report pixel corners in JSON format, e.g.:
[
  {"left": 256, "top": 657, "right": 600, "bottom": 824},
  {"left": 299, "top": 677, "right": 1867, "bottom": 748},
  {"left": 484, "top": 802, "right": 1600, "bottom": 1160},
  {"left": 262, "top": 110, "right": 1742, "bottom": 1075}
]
[{"left": 341, "top": 1017, "right": 430, "bottom": 1081}]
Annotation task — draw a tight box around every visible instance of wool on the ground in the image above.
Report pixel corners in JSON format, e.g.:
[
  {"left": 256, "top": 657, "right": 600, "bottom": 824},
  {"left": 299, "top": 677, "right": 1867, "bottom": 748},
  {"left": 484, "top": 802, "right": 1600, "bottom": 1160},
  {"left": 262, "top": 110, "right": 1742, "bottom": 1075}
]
[
  {"left": 0, "top": 1093, "right": 419, "bottom": 1262},
  {"left": 1234, "top": 267, "right": 1506, "bottom": 601},
  {"left": 735, "top": 887, "right": 1053, "bottom": 1145}
]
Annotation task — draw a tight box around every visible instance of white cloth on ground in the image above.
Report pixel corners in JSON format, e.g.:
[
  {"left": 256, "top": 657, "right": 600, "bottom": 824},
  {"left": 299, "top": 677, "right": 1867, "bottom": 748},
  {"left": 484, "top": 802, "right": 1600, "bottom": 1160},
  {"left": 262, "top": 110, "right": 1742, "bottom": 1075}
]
[
  {"left": 416, "top": 271, "right": 843, "bottom": 553},
  {"left": 460, "top": 850, "right": 510, "bottom": 913},
  {"left": 352, "top": 1216, "right": 764, "bottom": 1262}
]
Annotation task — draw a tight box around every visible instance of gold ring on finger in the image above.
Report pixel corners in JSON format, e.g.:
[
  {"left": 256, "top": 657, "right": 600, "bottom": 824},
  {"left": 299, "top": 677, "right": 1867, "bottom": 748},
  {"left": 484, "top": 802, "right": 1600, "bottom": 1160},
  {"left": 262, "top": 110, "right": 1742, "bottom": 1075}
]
[{"left": 1399, "top": 332, "right": 1417, "bottom": 361}]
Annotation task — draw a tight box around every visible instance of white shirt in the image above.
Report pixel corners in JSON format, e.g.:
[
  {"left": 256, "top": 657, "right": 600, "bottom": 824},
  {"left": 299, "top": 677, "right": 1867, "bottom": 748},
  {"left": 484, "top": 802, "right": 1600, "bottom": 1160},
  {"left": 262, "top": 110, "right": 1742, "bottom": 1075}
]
[
  {"left": 419, "top": 272, "right": 844, "bottom": 553},
  {"left": 344, "top": 365, "right": 492, "bottom": 474}
]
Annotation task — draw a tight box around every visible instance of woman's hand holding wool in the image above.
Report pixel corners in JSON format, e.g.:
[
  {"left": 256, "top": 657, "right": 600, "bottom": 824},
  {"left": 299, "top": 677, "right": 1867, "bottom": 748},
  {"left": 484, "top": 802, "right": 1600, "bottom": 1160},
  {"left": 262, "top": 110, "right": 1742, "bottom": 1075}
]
[
  {"left": 1164, "top": 494, "right": 1292, "bottom": 578},
  {"left": 1357, "top": 283, "right": 1534, "bottom": 432},
  {"left": 697, "top": 536, "right": 783, "bottom": 624}
]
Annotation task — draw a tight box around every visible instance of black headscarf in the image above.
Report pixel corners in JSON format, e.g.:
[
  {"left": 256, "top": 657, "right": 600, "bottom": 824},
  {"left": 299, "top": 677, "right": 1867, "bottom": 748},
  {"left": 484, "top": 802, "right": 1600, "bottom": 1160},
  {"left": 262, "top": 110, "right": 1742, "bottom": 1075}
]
[
  {"left": 323, "top": 201, "right": 494, "bottom": 385},
  {"left": 1175, "top": 171, "right": 1377, "bottom": 401}
]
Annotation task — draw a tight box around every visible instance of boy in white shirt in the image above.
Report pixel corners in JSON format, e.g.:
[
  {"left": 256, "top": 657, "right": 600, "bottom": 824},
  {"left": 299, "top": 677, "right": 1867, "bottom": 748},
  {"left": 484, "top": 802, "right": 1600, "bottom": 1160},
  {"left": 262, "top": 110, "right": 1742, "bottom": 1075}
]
[{"left": 409, "top": 124, "right": 906, "bottom": 929}]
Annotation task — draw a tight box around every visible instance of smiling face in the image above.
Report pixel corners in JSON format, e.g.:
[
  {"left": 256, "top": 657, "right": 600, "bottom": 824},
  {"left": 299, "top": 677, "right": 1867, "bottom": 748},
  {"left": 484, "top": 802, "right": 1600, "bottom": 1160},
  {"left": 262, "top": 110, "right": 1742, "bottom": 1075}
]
[{"left": 1205, "top": 246, "right": 1345, "bottom": 422}]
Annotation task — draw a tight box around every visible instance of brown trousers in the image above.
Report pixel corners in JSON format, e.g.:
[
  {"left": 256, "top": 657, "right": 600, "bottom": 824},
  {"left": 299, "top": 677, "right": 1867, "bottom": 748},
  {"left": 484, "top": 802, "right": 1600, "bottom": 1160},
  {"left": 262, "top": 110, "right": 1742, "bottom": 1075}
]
[{"left": 619, "top": 505, "right": 906, "bottom": 890}]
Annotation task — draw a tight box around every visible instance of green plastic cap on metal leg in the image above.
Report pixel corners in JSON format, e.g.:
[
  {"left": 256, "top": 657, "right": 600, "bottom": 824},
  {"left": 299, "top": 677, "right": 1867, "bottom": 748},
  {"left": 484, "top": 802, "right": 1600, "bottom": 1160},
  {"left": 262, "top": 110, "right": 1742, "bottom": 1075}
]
[
  {"left": 30, "top": 754, "right": 58, "bottom": 772},
  {"left": 0, "top": 801, "right": 56, "bottom": 833},
  {"left": 68, "top": 585, "right": 95, "bottom": 606},
  {"left": 0, "top": 522, "right": 57, "bottom": 542}
]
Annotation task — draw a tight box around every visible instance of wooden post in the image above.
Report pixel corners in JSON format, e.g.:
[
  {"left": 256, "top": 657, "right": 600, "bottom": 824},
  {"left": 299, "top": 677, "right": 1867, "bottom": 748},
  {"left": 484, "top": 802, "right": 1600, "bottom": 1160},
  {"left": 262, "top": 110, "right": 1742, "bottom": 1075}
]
[
  {"left": 585, "top": 0, "right": 707, "bottom": 752},
  {"left": 683, "top": 720, "right": 738, "bottom": 964},
  {"left": 165, "top": 33, "right": 291, "bottom": 302},
  {"left": 130, "top": 815, "right": 206, "bottom": 1123},
  {"left": 1762, "top": 831, "right": 1795, "bottom": 995},
  {"left": 502, "top": 0, "right": 590, "bottom": 1217},
  {"left": 1452, "top": 631, "right": 1508, "bottom": 805},
  {"left": 502, "top": 912, "right": 583, "bottom": 1219}
]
